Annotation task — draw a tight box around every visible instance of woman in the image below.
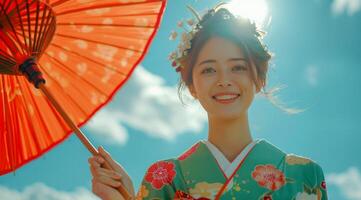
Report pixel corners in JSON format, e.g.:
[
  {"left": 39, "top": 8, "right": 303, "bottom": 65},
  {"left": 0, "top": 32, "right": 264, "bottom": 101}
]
[{"left": 89, "top": 5, "right": 328, "bottom": 200}]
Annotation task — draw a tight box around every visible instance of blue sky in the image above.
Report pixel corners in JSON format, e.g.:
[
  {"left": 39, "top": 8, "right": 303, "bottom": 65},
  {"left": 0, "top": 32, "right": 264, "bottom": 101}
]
[{"left": 1, "top": 0, "right": 361, "bottom": 199}]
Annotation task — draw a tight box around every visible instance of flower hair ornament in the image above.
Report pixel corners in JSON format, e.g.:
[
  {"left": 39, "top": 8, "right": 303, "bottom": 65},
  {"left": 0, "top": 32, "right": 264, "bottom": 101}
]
[{"left": 168, "top": 2, "right": 265, "bottom": 73}]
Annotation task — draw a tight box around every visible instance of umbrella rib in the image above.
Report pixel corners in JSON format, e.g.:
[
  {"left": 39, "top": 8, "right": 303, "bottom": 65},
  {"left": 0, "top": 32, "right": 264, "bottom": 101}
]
[
  {"left": 77, "top": 12, "right": 160, "bottom": 18},
  {"left": 42, "top": 86, "right": 76, "bottom": 135},
  {"left": 56, "top": 23, "right": 154, "bottom": 28},
  {"left": 1, "top": 77, "right": 16, "bottom": 172},
  {"left": 33, "top": 1, "right": 41, "bottom": 53},
  {"left": 42, "top": 53, "right": 103, "bottom": 94},
  {"left": 40, "top": 64, "right": 90, "bottom": 121},
  {"left": 25, "top": 12, "right": 158, "bottom": 20},
  {"left": 40, "top": 52, "right": 120, "bottom": 118},
  {"left": 50, "top": 43, "right": 128, "bottom": 75},
  {"left": 0, "top": 77, "right": 10, "bottom": 170},
  {"left": 54, "top": 0, "right": 164, "bottom": 16},
  {"left": 18, "top": 29, "right": 151, "bottom": 44},
  {"left": 14, "top": 76, "right": 43, "bottom": 157},
  {"left": 42, "top": 49, "right": 124, "bottom": 97},
  {"left": 15, "top": 0, "right": 30, "bottom": 53},
  {"left": 55, "top": 33, "right": 144, "bottom": 53},
  {"left": 0, "top": 2, "right": 26, "bottom": 55},
  {"left": 35, "top": 8, "right": 56, "bottom": 57},
  {"left": 34, "top": 2, "right": 47, "bottom": 53},
  {"left": 25, "top": 0, "right": 33, "bottom": 51},
  {"left": 40, "top": 64, "right": 120, "bottom": 132},
  {"left": 34, "top": 68, "right": 78, "bottom": 134},
  {"left": 42, "top": 48, "right": 126, "bottom": 92},
  {"left": 0, "top": 49, "right": 16, "bottom": 63}
]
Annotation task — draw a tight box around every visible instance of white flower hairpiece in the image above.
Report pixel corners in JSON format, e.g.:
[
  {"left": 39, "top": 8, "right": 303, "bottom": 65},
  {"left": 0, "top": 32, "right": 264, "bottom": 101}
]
[
  {"left": 168, "top": 3, "right": 230, "bottom": 73},
  {"left": 168, "top": 15, "right": 199, "bottom": 72},
  {"left": 168, "top": 3, "right": 261, "bottom": 73}
]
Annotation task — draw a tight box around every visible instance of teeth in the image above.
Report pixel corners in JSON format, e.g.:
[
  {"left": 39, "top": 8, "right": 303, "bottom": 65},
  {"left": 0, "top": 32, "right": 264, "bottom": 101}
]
[{"left": 214, "top": 95, "right": 239, "bottom": 100}]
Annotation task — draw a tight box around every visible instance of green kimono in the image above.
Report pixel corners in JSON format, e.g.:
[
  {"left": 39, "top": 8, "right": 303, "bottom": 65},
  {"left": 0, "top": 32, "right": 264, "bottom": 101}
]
[{"left": 136, "top": 139, "right": 328, "bottom": 200}]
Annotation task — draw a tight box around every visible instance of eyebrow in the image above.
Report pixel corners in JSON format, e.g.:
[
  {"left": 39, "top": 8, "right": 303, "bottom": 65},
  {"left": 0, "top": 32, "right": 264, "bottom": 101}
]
[
  {"left": 228, "top": 58, "right": 248, "bottom": 62},
  {"left": 198, "top": 59, "right": 216, "bottom": 66},
  {"left": 198, "top": 58, "right": 248, "bottom": 66}
]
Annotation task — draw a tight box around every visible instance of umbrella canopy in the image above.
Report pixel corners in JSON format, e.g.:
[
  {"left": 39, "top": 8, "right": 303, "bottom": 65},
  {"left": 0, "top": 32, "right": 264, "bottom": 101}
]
[{"left": 0, "top": 0, "right": 166, "bottom": 177}]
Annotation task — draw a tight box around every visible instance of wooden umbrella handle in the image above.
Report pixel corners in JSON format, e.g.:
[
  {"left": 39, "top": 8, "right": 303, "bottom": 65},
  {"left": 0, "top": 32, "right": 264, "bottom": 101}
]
[{"left": 38, "top": 83, "right": 134, "bottom": 200}]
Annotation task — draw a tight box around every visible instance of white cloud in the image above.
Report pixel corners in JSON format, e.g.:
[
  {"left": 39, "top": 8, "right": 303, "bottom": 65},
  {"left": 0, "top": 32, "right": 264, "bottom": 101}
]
[
  {"left": 331, "top": 0, "right": 361, "bottom": 16},
  {"left": 0, "top": 183, "right": 98, "bottom": 200},
  {"left": 87, "top": 66, "right": 207, "bottom": 145},
  {"left": 327, "top": 167, "right": 361, "bottom": 200},
  {"left": 87, "top": 109, "right": 129, "bottom": 145},
  {"left": 305, "top": 65, "right": 319, "bottom": 87}
]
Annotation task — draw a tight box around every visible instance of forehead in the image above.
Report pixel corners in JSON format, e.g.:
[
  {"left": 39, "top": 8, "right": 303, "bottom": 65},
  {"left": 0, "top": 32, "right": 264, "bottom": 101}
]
[{"left": 196, "top": 37, "right": 246, "bottom": 62}]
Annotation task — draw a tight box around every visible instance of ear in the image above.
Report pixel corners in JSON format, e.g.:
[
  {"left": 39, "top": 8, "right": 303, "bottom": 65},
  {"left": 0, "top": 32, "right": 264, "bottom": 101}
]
[
  {"left": 255, "top": 79, "right": 264, "bottom": 94},
  {"left": 188, "top": 84, "right": 197, "bottom": 99}
]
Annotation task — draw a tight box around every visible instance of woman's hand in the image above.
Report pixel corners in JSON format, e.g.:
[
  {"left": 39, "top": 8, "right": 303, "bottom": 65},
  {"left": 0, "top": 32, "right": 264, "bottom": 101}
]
[{"left": 89, "top": 146, "right": 135, "bottom": 200}]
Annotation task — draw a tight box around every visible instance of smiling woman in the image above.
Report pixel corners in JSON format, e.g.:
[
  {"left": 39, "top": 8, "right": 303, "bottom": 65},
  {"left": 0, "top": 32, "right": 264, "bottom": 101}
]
[
  {"left": 88, "top": 3, "right": 329, "bottom": 200},
  {"left": 189, "top": 37, "right": 257, "bottom": 120}
]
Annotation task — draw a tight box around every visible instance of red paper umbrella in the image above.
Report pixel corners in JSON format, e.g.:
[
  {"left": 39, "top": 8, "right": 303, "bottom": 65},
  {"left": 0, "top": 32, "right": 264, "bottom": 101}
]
[{"left": 0, "top": 0, "right": 166, "bottom": 198}]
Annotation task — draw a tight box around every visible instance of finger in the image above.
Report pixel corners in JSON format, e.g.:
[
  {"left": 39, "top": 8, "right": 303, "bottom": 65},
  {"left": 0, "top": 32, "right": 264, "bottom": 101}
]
[
  {"left": 98, "top": 146, "right": 119, "bottom": 170},
  {"left": 92, "top": 180, "right": 126, "bottom": 200},
  {"left": 90, "top": 162, "right": 122, "bottom": 180},
  {"left": 94, "top": 167, "right": 123, "bottom": 180},
  {"left": 94, "top": 175, "right": 123, "bottom": 188},
  {"left": 89, "top": 159, "right": 121, "bottom": 181},
  {"left": 90, "top": 165, "right": 100, "bottom": 177},
  {"left": 88, "top": 156, "right": 103, "bottom": 167}
]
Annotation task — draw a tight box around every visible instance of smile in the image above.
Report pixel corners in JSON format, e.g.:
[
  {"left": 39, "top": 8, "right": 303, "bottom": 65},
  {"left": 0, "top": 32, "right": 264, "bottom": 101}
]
[{"left": 212, "top": 94, "right": 240, "bottom": 104}]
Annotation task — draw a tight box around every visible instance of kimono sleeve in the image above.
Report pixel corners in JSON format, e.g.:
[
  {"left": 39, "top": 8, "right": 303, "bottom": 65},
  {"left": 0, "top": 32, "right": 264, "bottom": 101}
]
[
  {"left": 313, "top": 162, "right": 328, "bottom": 200},
  {"left": 136, "top": 160, "right": 177, "bottom": 200}
]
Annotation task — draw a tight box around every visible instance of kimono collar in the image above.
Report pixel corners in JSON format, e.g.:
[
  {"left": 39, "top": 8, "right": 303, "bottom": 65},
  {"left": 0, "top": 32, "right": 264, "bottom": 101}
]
[
  {"left": 202, "top": 139, "right": 260, "bottom": 178},
  {"left": 176, "top": 139, "right": 287, "bottom": 185}
]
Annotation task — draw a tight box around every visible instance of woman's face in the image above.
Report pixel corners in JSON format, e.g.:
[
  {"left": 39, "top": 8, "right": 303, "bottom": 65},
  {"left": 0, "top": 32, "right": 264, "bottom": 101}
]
[{"left": 189, "top": 37, "right": 257, "bottom": 120}]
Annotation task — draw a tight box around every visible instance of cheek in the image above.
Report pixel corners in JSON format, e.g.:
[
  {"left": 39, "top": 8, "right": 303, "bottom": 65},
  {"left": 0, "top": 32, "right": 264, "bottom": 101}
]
[
  {"left": 193, "top": 74, "right": 212, "bottom": 92},
  {"left": 194, "top": 81, "right": 210, "bottom": 98},
  {"left": 237, "top": 75, "right": 254, "bottom": 90}
]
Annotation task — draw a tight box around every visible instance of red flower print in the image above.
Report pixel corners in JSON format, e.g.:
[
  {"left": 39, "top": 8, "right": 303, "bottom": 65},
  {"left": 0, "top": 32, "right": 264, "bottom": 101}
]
[
  {"left": 263, "top": 195, "right": 272, "bottom": 200},
  {"left": 252, "top": 164, "right": 286, "bottom": 191},
  {"left": 178, "top": 143, "right": 200, "bottom": 161},
  {"left": 145, "top": 161, "right": 176, "bottom": 190},
  {"left": 321, "top": 181, "right": 326, "bottom": 190},
  {"left": 175, "top": 190, "right": 192, "bottom": 199},
  {"left": 174, "top": 190, "right": 210, "bottom": 200}
]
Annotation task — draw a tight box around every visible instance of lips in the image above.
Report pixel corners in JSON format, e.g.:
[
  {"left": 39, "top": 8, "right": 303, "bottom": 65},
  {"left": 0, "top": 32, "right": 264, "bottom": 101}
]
[
  {"left": 212, "top": 93, "right": 240, "bottom": 100},
  {"left": 212, "top": 93, "right": 240, "bottom": 104}
]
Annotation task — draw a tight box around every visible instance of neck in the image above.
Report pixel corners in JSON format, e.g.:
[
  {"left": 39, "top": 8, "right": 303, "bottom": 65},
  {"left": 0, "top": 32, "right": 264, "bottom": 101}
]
[{"left": 207, "top": 113, "right": 253, "bottom": 162}]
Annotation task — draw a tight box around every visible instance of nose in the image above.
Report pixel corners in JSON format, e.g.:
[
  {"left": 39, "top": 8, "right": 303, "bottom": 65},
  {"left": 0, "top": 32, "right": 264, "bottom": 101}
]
[
  {"left": 217, "top": 81, "right": 231, "bottom": 87},
  {"left": 216, "top": 71, "right": 232, "bottom": 87}
]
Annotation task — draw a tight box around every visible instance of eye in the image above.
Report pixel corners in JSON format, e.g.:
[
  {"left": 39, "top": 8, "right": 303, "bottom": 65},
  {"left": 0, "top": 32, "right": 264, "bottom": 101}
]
[
  {"left": 232, "top": 65, "right": 247, "bottom": 71},
  {"left": 201, "top": 67, "right": 216, "bottom": 74}
]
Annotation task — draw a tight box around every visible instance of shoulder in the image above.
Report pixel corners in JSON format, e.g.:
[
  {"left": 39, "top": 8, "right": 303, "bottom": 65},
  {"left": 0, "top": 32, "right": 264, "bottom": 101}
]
[
  {"left": 258, "top": 140, "right": 322, "bottom": 171},
  {"left": 283, "top": 154, "right": 327, "bottom": 197},
  {"left": 284, "top": 153, "right": 326, "bottom": 184},
  {"left": 285, "top": 153, "right": 325, "bottom": 173},
  {"left": 285, "top": 153, "right": 314, "bottom": 166}
]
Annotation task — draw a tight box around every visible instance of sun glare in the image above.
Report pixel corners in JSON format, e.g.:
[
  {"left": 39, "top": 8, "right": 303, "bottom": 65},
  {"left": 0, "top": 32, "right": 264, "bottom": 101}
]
[{"left": 225, "top": 0, "right": 269, "bottom": 27}]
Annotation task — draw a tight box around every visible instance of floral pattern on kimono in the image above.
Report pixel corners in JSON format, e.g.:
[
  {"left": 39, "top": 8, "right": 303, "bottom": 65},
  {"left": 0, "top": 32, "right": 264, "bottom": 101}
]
[{"left": 136, "top": 139, "right": 328, "bottom": 200}]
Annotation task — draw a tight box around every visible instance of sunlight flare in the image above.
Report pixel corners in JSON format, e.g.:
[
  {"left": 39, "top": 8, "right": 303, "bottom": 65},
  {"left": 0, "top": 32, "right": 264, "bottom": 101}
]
[{"left": 225, "top": 0, "right": 269, "bottom": 27}]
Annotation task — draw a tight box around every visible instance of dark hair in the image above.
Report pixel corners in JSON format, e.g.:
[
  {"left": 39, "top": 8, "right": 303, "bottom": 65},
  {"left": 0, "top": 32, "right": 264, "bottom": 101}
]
[{"left": 176, "top": 6, "right": 301, "bottom": 114}]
